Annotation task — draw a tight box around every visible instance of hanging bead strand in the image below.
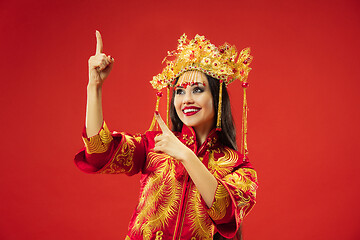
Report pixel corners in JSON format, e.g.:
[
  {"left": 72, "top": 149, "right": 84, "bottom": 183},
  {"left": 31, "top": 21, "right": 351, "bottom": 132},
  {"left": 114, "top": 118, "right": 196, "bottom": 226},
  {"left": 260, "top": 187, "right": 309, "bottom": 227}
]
[
  {"left": 241, "top": 82, "right": 249, "bottom": 161},
  {"left": 216, "top": 80, "right": 223, "bottom": 131},
  {"left": 148, "top": 91, "right": 163, "bottom": 131}
]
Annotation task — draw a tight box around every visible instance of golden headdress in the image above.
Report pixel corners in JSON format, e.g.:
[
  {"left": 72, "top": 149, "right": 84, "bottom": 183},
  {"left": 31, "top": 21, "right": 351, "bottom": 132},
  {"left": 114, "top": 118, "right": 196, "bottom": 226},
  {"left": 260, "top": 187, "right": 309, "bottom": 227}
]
[{"left": 149, "top": 34, "right": 253, "bottom": 158}]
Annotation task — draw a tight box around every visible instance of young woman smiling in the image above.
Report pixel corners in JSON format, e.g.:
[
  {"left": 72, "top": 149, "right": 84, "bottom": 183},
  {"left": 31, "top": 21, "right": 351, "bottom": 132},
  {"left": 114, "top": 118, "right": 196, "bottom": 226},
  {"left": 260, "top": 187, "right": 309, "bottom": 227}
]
[{"left": 75, "top": 31, "right": 258, "bottom": 240}]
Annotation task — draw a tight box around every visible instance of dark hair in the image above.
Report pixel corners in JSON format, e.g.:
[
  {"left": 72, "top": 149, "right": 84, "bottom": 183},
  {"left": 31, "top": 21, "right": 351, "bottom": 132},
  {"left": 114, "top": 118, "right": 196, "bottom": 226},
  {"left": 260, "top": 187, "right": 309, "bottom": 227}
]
[{"left": 170, "top": 74, "right": 238, "bottom": 150}]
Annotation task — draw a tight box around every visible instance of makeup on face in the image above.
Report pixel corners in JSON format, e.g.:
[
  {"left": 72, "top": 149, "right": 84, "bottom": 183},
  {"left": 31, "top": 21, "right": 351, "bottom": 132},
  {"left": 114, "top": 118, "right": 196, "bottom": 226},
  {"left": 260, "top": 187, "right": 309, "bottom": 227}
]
[
  {"left": 175, "top": 81, "right": 205, "bottom": 95},
  {"left": 174, "top": 71, "right": 215, "bottom": 135}
]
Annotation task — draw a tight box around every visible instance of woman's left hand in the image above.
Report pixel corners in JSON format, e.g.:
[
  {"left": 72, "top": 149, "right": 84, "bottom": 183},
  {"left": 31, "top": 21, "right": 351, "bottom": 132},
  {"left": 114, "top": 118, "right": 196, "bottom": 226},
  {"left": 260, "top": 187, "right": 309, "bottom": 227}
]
[{"left": 153, "top": 112, "right": 194, "bottom": 162}]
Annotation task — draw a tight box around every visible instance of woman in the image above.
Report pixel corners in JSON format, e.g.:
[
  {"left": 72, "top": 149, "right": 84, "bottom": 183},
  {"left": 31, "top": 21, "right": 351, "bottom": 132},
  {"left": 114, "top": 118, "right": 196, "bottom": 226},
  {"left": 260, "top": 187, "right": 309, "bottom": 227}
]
[{"left": 75, "top": 31, "right": 258, "bottom": 240}]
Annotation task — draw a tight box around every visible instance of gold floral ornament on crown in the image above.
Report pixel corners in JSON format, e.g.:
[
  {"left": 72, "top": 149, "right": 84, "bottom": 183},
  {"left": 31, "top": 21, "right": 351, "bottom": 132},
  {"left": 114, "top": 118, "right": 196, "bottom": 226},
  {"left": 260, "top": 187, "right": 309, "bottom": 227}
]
[
  {"left": 148, "top": 34, "right": 253, "bottom": 160},
  {"left": 150, "top": 33, "right": 252, "bottom": 89}
]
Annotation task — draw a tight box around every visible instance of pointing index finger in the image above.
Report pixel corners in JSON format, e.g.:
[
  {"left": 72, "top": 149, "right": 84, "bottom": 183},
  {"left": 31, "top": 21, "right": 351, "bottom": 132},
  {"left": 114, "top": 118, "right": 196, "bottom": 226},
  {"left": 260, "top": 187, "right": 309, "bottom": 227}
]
[
  {"left": 95, "top": 30, "right": 103, "bottom": 54},
  {"left": 155, "top": 112, "right": 171, "bottom": 133}
]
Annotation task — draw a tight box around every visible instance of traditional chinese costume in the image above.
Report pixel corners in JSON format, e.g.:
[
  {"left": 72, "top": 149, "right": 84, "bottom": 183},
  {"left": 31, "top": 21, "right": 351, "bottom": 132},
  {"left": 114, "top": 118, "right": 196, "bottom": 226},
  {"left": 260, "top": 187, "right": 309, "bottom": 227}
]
[{"left": 75, "top": 122, "right": 257, "bottom": 240}]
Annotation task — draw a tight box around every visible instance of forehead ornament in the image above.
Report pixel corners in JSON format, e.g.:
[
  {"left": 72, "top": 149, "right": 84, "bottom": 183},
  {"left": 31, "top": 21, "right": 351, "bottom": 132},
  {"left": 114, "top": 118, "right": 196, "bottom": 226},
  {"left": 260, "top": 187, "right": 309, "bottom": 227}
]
[{"left": 176, "top": 80, "right": 206, "bottom": 89}]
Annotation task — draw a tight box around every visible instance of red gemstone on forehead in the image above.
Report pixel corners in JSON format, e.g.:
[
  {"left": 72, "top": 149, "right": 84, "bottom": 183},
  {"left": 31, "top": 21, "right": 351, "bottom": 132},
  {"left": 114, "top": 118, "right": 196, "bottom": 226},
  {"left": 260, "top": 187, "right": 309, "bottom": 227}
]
[
  {"left": 242, "top": 82, "right": 249, "bottom": 88},
  {"left": 177, "top": 77, "right": 206, "bottom": 88},
  {"left": 157, "top": 91, "right": 163, "bottom": 97}
]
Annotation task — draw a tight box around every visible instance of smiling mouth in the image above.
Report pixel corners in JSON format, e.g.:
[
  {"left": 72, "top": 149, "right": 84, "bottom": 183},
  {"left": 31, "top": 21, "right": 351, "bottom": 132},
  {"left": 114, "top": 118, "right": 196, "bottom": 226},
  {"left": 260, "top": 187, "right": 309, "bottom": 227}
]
[{"left": 182, "top": 107, "right": 200, "bottom": 116}]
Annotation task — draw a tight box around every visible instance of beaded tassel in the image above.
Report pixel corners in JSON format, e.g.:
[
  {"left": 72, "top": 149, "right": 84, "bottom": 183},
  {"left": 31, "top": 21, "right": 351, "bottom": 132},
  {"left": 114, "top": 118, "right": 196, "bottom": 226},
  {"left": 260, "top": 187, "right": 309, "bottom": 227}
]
[
  {"left": 241, "top": 86, "right": 249, "bottom": 161},
  {"left": 216, "top": 80, "right": 223, "bottom": 131},
  {"left": 166, "top": 86, "right": 170, "bottom": 128},
  {"left": 148, "top": 91, "right": 162, "bottom": 131}
]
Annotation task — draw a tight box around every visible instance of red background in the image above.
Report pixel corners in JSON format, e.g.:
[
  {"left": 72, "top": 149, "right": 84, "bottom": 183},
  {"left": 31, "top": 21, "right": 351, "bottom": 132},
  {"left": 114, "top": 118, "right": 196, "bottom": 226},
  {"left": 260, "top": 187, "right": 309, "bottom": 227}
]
[{"left": 1, "top": 0, "right": 359, "bottom": 239}]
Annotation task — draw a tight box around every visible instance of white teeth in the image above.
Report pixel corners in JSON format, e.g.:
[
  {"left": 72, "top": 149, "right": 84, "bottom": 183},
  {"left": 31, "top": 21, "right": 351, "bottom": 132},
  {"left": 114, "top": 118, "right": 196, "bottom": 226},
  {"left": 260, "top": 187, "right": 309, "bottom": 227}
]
[{"left": 183, "top": 108, "right": 199, "bottom": 113}]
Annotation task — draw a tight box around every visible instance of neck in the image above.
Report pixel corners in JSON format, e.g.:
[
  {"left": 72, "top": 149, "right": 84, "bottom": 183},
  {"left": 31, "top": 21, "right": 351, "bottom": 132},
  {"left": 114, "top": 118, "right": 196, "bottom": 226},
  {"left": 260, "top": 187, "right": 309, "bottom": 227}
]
[{"left": 193, "top": 123, "right": 214, "bottom": 147}]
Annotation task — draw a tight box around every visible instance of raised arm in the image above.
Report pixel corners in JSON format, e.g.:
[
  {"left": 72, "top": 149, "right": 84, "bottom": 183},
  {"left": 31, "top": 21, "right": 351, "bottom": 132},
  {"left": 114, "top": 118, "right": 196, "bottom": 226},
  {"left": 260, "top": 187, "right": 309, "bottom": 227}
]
[{"left": 86, "top": 31, "right": 114, "bottom": 137}]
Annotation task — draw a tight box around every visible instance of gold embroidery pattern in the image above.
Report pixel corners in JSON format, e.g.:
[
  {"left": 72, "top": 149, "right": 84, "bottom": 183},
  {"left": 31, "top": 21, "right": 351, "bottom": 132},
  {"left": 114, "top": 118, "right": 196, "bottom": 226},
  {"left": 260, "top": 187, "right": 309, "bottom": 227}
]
[
  {"left": 182, "top": 134, "right": 195, "bottom": 146},
  {"left": 83, "top": 122, "right": 113, "bottom": 154},
  {"left": 206, "top": 137, "right": 217, "bottom": 149},
  {"left": 125, "top": 236, "right": 131, "bottom": 240},
  {"left": 133, "top": 133, "right": 143, "bottom": 144},
  {"left": 187, "top": 186, "right": 214, "bottom": 239},
  {"left": 208, "top": 148, "right": 238, "bottom": 178},
  {"left": 223, "top": 168, "right": 257, "bottom": 197},
  {"left": 132, "top": 152, "right": 182, "bottom": 240},
  {"left": 207, "top": 183, "right": 230, "bottom": 221},
  {"left": 207, "top": 148, "right": 257, "bottom": 221},
  {"left": 99, "top": 134, "right": 136, "bottom": 174},
  {"left": 155, "top": 230, "right": 163, "bottom": 240},
  {"left": 223, "top": 168, "right": 257, "bottom": 220}
]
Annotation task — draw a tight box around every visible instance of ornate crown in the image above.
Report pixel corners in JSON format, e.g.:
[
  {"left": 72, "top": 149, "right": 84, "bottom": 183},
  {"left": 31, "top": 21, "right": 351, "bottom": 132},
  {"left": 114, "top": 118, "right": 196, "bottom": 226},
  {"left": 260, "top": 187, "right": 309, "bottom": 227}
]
[{"left": 150, "top": 33, "right": 253, "bottom": 90}]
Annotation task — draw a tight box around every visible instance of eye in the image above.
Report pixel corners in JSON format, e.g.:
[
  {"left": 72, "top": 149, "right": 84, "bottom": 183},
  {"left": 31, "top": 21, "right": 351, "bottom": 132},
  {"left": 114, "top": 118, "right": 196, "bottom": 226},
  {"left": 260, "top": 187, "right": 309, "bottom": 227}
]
[
  {"left": 175, "top": 88, "right": 185, "bottom": 95},
  {"left": 193, "top": 86, "right": 204, "bottom": 93}
]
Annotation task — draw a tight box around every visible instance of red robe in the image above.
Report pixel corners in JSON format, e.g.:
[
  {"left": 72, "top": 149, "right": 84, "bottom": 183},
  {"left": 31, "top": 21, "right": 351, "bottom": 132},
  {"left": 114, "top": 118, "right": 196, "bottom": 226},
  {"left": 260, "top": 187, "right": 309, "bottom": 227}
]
[{"left": 75, "top": 122, "right": 258, "bottom": 240}]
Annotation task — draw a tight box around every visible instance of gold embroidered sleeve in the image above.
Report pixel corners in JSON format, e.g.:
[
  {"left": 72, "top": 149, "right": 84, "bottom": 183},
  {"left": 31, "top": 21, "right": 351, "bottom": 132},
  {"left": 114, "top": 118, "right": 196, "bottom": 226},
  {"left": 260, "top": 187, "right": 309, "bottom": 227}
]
[
  {"left": 207, "top": 182, "right": 231, "bottom": 221},
  {"left": 206, "top": 167, "right": 258, "bottom": 227},
  {"left": 222, "top": 168, "right": 258, "bottom": 221},
  {"left": 222, "top": 168, "right": 257, "bottom": 203},
  {"left": 82, "top": 122, "right": 113, "bottom": 154}
]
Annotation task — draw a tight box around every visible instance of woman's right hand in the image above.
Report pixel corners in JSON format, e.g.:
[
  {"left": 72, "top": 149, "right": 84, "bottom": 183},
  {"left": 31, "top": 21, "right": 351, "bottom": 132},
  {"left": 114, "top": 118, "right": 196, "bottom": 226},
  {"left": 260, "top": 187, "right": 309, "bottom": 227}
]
[{"left": 88, "top": 30, "right": 114, "bottom": 88}]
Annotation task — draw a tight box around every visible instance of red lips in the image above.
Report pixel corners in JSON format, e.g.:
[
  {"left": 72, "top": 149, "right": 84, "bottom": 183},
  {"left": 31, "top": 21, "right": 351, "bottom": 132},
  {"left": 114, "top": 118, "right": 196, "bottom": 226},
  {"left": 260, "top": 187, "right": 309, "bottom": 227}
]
[{"left": 182, "top": 106, "right": 201, "bottom": 116}]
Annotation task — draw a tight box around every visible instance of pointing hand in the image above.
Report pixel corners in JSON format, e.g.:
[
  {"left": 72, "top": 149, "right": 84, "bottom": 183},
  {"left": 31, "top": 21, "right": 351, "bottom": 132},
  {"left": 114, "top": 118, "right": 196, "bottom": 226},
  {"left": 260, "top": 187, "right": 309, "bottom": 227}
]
[
  {"left": 88, "top": 30, "right": 114, "bottom": 87},
  {"left": 153, "top": 112, "right": 194, "bottom": 162}
]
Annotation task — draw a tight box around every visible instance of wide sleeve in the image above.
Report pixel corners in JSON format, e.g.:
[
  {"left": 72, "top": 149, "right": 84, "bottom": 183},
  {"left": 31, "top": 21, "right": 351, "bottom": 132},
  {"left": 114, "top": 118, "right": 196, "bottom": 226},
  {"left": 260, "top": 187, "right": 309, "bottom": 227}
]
[
  {"left": 74, "top": 122, "right": 147, "bottom": 175},
  {"left": 205, "top": 151, "right": 258, "bottom": 239}
]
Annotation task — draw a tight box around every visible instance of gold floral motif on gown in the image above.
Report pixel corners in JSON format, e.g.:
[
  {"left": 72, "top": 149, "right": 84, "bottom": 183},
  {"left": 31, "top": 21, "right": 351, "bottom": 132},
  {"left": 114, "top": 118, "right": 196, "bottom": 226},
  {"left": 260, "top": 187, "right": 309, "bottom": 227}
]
[
  {"left": 208, "top": 147, "right": 239, "bottom": 178},
  {"left": 132, "top": 152, "right": 182, "bottom": 240},
  {"left": 75, "top": 123, "right": 258, "bottom": 239},
  {"left": 99, "top": 134, "right": 136, "bottom": 174},
  {"left": 187, "top": 185, "right": 214, "bottom": 239}
]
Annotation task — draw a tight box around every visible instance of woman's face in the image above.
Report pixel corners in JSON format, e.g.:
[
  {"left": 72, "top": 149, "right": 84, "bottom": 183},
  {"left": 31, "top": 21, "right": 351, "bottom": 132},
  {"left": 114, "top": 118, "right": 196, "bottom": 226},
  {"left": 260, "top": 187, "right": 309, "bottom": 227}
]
[{"left": 174, "top": 71, "right": 215, "bottom": 134}]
